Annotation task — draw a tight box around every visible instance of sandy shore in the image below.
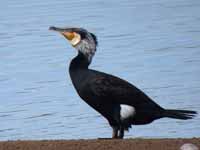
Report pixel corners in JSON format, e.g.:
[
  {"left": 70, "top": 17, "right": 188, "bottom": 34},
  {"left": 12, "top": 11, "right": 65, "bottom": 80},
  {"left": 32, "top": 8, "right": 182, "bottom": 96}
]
[{"left": 0, "top": 138, "right": 199, "bottom": 150}]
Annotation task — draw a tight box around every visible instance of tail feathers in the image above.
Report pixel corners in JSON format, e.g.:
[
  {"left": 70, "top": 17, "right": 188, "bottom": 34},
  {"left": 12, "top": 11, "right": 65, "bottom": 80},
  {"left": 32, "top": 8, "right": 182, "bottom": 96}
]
[{"left": 164, "top": 109, "right": 197, "bottom": 120}]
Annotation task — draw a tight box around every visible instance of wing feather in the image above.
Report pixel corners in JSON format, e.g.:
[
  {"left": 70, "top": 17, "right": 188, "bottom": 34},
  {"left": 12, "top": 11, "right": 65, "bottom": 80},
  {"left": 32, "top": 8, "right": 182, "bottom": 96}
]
[{"left": 82, "top": 70, "right": 162, "bottom": 111}]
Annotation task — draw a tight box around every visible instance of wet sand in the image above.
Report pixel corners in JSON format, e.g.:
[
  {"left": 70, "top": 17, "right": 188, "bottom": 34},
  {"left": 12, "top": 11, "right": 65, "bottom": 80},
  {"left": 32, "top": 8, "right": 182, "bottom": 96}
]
[{"left": 0, "top": 138, "right": 199, "bottom": 150}]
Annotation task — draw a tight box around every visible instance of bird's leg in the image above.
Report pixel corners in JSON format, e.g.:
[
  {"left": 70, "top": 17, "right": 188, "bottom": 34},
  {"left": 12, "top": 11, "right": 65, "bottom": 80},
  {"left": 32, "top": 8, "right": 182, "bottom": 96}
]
[
  {"left": 112, "top": 126, "right": 119, "bottom": 139},
  {"left": 118, "top": 126, "right": 124, "bottom": 139}
]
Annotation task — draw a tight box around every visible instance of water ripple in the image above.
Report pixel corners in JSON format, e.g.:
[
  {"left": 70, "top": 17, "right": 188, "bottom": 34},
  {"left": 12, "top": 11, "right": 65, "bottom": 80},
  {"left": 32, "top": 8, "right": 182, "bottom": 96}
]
[
  {"left": 0, "top": 0, "right": 200, "bottom": 140},
  {"left": 25, "top": 113, "right": 56, "bottom": 119}
]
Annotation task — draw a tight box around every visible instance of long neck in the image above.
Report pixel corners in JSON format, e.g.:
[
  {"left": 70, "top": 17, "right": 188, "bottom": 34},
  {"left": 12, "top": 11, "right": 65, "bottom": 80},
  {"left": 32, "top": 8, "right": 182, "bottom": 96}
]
[
  {"left": 69, "top": 52, "right": 90, "bottom": 92},
  {"left": 69, "top": 52, "right": 90, "bottom": 71}
]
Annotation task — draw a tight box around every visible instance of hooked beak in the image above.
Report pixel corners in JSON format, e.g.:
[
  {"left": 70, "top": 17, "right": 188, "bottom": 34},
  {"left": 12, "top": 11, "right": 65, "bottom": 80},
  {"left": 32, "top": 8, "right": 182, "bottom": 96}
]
[
  {"left": 49, "top": 26, "right": 81, "bottom": 46},
  {"left": 49, "top": 26, "right": 68, "bottom": 32},
  {"left": 49, "top": 26, "right": 75, "bottom": 40}
]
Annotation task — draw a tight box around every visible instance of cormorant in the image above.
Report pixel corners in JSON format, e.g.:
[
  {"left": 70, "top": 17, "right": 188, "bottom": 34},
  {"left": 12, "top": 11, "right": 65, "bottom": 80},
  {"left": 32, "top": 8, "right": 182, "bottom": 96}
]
[{"left": 49, "top": 26, "right": 197, "bottom": 139}]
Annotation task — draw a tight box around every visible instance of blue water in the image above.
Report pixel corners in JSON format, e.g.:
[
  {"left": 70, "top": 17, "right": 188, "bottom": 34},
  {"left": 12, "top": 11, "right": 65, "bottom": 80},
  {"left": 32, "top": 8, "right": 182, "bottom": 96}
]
[{"left": 0, "top": 0, "right": 200, "bottom": 140}]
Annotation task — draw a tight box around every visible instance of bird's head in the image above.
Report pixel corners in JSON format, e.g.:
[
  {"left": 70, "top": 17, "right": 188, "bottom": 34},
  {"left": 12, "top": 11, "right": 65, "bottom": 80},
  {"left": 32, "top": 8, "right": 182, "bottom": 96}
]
[{"left": 49, "top": 26, "right": 98, "bottom": 62}]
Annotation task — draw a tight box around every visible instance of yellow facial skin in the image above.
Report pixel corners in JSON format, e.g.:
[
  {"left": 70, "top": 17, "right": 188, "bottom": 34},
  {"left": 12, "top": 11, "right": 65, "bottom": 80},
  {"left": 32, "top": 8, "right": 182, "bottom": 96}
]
[
  {"left": 62, "top": 32, "right": 75, "bottom": 40},
  {"left": 62, "top": 32, "right": 81, "bottom": 47}
]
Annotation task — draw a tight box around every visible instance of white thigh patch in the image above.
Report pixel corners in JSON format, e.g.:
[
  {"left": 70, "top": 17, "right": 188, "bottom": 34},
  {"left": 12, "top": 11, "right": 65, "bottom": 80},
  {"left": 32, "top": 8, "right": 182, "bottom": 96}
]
[{"left": 120, "top": 104, "right": 135, "bottom": 120}]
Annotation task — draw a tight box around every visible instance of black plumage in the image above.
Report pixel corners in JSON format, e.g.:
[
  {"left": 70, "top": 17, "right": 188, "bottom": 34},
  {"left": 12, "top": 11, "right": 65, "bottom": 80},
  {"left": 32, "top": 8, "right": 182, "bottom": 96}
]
[{"left": 50, "top": 26, "right": 197, "bottom": 139}]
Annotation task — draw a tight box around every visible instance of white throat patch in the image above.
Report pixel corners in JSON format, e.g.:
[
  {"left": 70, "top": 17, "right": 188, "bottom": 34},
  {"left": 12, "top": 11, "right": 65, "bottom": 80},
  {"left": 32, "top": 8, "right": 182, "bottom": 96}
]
[
  {"left": 120, "top": 104, "right": 135, "bottom": 120},
  {"left": 70, "top": 33, "right": 81, "bottom": 46}
]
